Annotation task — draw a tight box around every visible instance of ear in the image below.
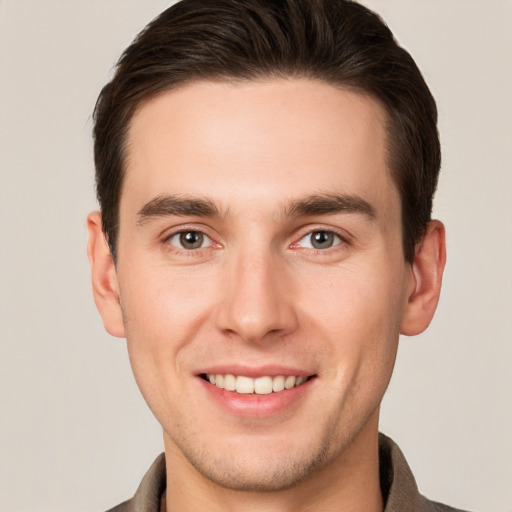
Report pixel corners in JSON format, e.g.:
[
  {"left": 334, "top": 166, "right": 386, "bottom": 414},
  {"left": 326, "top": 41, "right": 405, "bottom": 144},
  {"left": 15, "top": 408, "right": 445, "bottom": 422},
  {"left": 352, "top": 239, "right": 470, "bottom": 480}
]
[
  {"left": 87, "top": 211, "right": 125, "bottom": 338},
  {"left": 400, "top": 220, "right": 446, "bottom": 336}
]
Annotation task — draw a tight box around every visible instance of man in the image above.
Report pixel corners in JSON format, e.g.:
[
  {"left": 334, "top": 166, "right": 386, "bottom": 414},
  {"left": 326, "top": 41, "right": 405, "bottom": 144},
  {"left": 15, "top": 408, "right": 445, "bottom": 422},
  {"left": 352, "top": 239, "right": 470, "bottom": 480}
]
[{"left": 87, "top": 0, "right": 465, "bottom": 510}]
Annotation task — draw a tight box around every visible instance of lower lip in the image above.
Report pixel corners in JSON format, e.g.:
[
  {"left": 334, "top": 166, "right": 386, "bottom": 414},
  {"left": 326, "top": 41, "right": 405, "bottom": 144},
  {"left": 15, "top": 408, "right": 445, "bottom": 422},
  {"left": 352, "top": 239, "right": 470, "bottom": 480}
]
[{"left": 198, "top": 377, "right": 315, "bottom": 418}]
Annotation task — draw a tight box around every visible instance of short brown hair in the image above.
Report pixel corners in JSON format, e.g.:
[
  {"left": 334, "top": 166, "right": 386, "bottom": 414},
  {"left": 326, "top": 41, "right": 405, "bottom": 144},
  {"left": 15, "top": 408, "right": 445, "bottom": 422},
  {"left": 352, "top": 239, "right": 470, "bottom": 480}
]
[{"left": 93, "top": 0, "right": 440, "bottom": 262}]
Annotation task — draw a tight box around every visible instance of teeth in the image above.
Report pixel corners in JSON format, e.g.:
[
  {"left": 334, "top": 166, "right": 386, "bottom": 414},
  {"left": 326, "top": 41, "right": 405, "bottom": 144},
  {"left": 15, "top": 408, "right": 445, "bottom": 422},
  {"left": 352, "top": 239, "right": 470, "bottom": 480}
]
[
  {"left": 205, "top": 374, "right": 308, "bottom": 395},
  {"left": 236, "top": 376, "right": 254, "bottom": 394},
  {"left": 254, "top": 376, "right": 273, "bottom": 394},
  {"left": 284, "top": 376, "right": 296, "bottom": 389},
  {"left": 272, "top": 375, "right": 285, "bottom": 392},
  {"left": 224, "top": 374, "right": 236, "bottom": 391}
]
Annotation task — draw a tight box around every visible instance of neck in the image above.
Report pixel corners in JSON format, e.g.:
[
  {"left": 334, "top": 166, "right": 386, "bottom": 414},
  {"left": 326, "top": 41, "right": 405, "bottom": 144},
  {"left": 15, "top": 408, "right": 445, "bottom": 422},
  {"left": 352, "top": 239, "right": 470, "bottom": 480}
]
[{"left": 163, "top": 413, "right": 383, "bottom": 512}]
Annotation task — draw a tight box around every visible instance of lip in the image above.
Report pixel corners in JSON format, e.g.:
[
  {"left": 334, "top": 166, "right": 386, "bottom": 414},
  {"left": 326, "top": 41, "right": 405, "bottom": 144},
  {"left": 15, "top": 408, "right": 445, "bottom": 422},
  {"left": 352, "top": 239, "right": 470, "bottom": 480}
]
[
  {"left": 196, "top": 364, "right": 313, "bottom": 378},
  {"left": 196, "top": 365, "right": 317, "bottom": 418}
]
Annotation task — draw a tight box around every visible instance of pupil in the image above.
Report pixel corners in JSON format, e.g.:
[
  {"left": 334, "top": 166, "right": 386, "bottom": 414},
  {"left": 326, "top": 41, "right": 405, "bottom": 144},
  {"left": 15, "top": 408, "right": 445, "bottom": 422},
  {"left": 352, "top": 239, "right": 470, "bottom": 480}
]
[
  {"left": 312, "top": 231, "right": 333, "bottom": 249},
  {"left": 180, "top": 231, "right": 203, "bottom": 249}
]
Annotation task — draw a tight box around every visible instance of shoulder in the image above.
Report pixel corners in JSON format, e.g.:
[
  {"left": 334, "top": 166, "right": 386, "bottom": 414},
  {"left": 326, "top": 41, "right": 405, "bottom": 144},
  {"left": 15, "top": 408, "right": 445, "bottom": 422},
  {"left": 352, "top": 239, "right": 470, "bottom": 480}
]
[
  {"left": 103, "top": 453, "right": 166, "bottom": 512},
  {"left": 419, "top": 497, "right": 473, "bottom": 512},
  {"left": 379, "top": 433, "right": 474, "bottom": 512},
  {"left": 104, "top": 501, "right": 130, "bottom": 512}
]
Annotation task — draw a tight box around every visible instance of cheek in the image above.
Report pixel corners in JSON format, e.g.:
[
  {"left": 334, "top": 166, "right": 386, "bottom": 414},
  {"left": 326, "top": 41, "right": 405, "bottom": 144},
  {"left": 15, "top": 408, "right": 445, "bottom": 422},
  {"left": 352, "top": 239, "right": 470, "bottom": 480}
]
[
  {"left": 300, "top": 260, "right": 405, "bottom": 326},
  {"left": 119, "top": 265, "right": 222, "bottom": 420},
  {"left": 120, "top": 262, "right": 218, "bottom": 335},
  {"left": 118, "top": 263, "right": 221, "bottom": 385},
  {"left": 296, "top": 261, "right": 406, "bottom": 374},
  {"left": 296, "top": 264, "right": 405, "bottom": 428}
]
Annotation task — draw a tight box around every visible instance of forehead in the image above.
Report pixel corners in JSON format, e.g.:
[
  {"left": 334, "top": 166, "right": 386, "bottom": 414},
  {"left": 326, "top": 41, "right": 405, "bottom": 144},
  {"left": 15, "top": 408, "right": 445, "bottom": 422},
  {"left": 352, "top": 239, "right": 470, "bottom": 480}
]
[{"left": 122, "top": 78, "right": 397, "bottom": 218}]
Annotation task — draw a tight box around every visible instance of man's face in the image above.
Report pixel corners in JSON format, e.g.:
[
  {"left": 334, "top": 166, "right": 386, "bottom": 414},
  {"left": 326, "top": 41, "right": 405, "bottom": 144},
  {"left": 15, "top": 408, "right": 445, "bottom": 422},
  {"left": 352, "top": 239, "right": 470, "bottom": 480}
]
[{"left": 112, "top": 79, "right": 415, "bottom": 490}]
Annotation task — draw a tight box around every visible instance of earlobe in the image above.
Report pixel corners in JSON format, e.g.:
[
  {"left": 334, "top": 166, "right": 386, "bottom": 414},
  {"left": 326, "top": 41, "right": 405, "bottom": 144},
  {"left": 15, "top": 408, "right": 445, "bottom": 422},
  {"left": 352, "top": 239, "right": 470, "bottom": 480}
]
[
  {"left": 400, "top": 220, "right": 446, "bottom": 336},
  {"left": 87, "top": 211, "right": 126, "bottom": 338}
]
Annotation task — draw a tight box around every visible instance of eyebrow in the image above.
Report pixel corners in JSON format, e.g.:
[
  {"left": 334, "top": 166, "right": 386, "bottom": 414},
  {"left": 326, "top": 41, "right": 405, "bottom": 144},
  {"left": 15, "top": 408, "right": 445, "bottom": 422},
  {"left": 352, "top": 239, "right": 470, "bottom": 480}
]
[
  {"left": 284, "top": 193, "right": 376, "bottom": 219},
  {"left": 136, "top": 195, "right": 222, "bottom": 225},
  {"left": 136, "top": 192, "right": 376, "bottom": 226}
]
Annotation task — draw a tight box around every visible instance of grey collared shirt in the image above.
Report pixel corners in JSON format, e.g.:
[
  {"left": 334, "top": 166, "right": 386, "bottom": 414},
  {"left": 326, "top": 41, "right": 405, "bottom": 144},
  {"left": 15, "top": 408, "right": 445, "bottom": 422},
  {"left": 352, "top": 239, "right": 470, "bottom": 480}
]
[{"left": 105, "top": 434, "right": 471, "bottom": 512}]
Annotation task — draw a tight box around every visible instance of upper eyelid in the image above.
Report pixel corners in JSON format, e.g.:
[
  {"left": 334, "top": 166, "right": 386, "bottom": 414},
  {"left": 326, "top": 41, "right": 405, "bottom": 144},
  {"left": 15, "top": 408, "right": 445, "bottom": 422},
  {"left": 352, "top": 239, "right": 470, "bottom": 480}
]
[
  {"left": 161, "top": 223, "right": 215, "bottom": 240},
  {"left": 293, "top": 226, "right": 351, "bottom": 243},
  {"left": 161, "top": 227, "right": 215, "bottom": 252},
  {"left": 166, "top": 230, "right": 212, "bottom": 241},
  {"left": 298, "top": 228, "right": 343, "bottom": 239},
  {"left": 294, "top": 231, "right": 344, "bottom": 249}
]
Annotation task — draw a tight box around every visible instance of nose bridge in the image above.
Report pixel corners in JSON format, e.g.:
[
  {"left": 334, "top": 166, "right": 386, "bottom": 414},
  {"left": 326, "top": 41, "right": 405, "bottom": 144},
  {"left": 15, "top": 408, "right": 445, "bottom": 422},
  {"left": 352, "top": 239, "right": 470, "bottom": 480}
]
[{"left": 217, "top": 244, "right": 296, "bottom": 343}]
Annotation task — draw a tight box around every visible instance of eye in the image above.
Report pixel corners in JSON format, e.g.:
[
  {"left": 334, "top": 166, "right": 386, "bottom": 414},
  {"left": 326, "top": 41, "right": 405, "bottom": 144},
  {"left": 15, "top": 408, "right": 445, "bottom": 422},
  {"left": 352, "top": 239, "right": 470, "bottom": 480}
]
[
  {"left": 167, "top": 230, "right": 212, "bottom": 250},
  {"left": 298, "top": 230, "right": 342, "bottom": 250}
]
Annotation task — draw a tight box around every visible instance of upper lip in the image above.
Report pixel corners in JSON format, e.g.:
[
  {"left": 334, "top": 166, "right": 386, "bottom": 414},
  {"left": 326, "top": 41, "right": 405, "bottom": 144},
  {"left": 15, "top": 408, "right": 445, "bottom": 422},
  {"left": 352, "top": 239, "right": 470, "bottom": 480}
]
[{"left": 196, "top": 365, "right": 315, "bottom": 378}]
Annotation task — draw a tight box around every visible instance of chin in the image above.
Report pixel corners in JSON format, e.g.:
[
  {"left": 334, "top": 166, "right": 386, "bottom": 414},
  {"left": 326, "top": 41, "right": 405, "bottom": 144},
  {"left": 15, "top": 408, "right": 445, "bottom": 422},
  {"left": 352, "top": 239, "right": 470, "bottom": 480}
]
[
  {"left": 189, "top": 446, "right": 332, "bottom": 492},
  {"left": 169, "top": 426, "right": 340, "bottom": 492}
]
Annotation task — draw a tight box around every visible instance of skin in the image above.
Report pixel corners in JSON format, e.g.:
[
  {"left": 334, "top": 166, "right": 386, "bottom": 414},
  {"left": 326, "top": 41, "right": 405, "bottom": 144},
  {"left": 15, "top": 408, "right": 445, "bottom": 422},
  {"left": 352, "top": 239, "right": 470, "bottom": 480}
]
[{"left": 88, "top": 79, "right": 446, "bottom": 512}]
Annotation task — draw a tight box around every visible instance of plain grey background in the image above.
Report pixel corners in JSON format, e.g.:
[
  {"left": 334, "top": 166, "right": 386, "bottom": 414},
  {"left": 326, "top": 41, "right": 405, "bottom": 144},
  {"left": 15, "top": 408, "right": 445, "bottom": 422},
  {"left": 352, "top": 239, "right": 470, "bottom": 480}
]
[{"left": 0, "top": 1, "right": 511, "bottom": 511}]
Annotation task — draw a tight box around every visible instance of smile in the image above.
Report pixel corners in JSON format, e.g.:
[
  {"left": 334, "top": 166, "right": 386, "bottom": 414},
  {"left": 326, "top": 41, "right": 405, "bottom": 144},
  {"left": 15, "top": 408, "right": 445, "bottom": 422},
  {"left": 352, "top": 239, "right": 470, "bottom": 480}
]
[{"left": 202, "top": 374, "right": 310, "bottom": 395}]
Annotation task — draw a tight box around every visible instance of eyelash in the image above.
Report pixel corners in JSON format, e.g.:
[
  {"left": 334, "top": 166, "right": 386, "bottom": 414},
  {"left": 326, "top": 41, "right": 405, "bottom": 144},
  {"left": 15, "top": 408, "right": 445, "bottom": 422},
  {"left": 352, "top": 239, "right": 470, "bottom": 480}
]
[
  {"left": 162, "top": 227, "right": 218, "bottom": 256},
  {"left": 162, "top": 227, "right": 349, "bottom": 256},
  {"left": 291, "top": 228, "right": 349, "bottom": 254}
]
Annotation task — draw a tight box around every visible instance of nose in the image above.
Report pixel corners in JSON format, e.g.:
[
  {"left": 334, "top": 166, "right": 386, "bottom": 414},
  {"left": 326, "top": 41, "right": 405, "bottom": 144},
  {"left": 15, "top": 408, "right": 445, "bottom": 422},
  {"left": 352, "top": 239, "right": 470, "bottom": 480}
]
[{"left": 215, "top": 249, "right": 298, "bottom": 344}]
